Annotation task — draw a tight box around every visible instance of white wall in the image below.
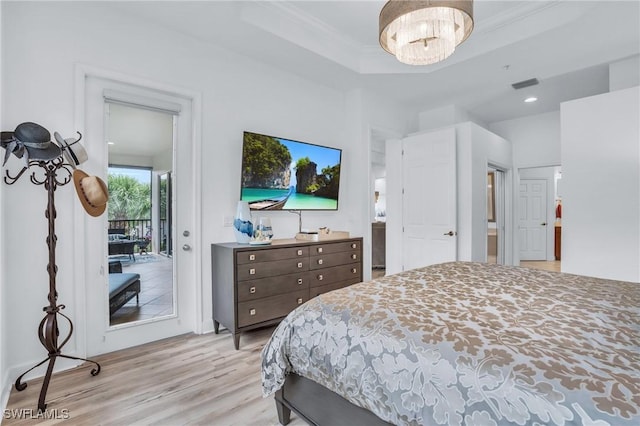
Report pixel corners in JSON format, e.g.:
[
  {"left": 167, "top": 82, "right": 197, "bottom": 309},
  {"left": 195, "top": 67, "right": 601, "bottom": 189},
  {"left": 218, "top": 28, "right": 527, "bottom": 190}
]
[
  {"left": 0, "top": 0, "right": 9, "bottom": 411},
  {"left": 456, "top": 122, "right": 513, "bottom": 263},
  {"left": 385, "top": 139, "right": 403, "bottom": 275},
  {"left": 347, "top": 89, "right": 410, "bottom": 279},
  {"left": 609, "top": 55, "right": 640, "bottom": 91},
  {"left": 418, "top": 105, "right": 487, "bottom": 133},
  {"left": 0, "top": 0, "right": 409, "bottom": 392},
  {"left": 490, "top": 111, "right": 561, "bottom": 168},
  {"left": 561, "top": 87, "right": 640, "bottom": 282}
]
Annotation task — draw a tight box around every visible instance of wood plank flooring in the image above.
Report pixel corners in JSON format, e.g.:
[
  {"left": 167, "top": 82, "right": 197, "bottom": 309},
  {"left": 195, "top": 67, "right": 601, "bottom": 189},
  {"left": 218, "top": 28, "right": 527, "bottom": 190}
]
[
  {"left": 520, "top": 260, "right": 561, "bottom": 272},
  {"left": 6, "top": 261, "right": 561, "bottom": 425},
  {"left": 4, "top": 328, "right": 304, "bottom": 426}
]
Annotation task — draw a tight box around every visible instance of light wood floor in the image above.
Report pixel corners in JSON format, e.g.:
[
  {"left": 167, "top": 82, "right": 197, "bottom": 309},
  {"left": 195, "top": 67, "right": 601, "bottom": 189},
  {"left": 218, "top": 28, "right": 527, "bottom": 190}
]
[
  {"left": 4, "top": 328, "right": 304, "bottom": 426},
  {"left": 6, "top": 262, "right": 561, "bottom": 425},
  {"left": 520, "top": 260, "right": 561, "bottom": 272}
]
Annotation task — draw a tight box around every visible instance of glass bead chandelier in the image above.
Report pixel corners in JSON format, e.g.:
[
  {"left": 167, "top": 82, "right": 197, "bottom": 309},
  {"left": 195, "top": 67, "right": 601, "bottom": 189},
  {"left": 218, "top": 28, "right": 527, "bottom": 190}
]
[{"left": 379, "top": 0, "right": 474, "bottom": 65}]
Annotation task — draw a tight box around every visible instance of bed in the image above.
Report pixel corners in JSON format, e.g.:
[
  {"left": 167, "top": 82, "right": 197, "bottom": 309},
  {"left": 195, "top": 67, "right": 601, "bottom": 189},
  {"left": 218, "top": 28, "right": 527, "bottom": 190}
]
[{"left": 262, "top": 261, "right": 639, "bottom": 426}]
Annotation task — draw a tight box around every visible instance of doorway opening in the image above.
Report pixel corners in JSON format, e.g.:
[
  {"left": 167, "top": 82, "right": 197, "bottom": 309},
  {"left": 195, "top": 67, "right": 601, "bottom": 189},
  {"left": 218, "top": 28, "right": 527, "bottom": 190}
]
[
  {"left": 81, "top": 69, "right": 198, "bottom": 357},
  {"left": 487, "top": 167, "right": 506, "bottom": 264},
  {"left": 106, "top": 103, "right": 175, "bottom": 327},
  {"left": 517, "top": 166, "right": 562, "bottom": 271},
  {"left": 371, "top": 133, "right": 387, "bottom": 279}
]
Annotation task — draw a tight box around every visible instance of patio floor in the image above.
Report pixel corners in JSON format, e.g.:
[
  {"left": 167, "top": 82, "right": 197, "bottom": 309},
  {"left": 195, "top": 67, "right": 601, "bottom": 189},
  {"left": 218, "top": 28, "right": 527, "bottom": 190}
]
[{"left": 109, "top": 252, "right": 174, "bottom": 326}]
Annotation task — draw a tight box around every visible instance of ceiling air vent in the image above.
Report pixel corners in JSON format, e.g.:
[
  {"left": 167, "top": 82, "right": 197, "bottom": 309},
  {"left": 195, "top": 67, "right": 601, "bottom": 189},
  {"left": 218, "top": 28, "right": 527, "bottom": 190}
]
[{"left": 511, "top": 78, "right": 539, "bottom": 90}]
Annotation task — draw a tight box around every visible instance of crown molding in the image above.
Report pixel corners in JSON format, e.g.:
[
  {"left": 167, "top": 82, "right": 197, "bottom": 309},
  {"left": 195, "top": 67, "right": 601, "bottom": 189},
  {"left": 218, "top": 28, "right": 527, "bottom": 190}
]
[
  {"left": 240, "top": 1, "right": 364, "bottom": 72},
  {"left": 268, "top": 1, "right": 364, "bottom": 52},
  {"left": 474, "top": 1, "right": 563, "bottom": 35},
  {"left": 241, "top": 0, "right": 601, "bottom": 76}
]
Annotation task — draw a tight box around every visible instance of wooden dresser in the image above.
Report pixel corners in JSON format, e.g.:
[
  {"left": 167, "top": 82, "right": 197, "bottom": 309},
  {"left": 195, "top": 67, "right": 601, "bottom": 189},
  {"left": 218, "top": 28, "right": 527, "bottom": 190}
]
[{"left": 211, "top": 237, "right": 363, "bottom": 349}]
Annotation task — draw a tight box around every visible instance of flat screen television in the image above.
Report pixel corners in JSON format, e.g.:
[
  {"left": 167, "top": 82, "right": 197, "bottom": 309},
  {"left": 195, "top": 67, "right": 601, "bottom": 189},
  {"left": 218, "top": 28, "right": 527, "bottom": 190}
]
[{"left": 240, "top": 131, "right": 342, "bottom": 211}]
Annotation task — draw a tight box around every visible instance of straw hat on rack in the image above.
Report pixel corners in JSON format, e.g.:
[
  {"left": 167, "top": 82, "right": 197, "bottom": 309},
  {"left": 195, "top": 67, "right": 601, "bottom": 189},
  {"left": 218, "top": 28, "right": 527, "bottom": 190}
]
[{"left": 73, "top": 169, "right": 109, "bottom": 217}]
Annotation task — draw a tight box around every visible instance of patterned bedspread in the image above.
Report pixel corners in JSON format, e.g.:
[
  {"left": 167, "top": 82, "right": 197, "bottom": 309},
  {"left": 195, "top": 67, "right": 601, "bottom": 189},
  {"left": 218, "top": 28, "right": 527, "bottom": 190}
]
[{"left": 261, "top": 262, "right": 640, "bottom": 426}]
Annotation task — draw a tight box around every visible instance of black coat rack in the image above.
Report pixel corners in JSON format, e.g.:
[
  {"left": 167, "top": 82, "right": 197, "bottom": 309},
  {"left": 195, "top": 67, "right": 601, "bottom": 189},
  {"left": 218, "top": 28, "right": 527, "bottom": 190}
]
[{"left": 4, "top": 156, "right": 101, "bottom": 412}]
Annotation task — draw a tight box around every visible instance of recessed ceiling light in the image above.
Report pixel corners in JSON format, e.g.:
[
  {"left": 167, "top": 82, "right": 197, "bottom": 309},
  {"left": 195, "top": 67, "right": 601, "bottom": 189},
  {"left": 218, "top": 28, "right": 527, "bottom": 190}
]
[
  {"left": 524, "top": 97, "right": 538, "bottom": 103},
  {"left": 107, "top": 141, "right": 115, "bottom": 145}
]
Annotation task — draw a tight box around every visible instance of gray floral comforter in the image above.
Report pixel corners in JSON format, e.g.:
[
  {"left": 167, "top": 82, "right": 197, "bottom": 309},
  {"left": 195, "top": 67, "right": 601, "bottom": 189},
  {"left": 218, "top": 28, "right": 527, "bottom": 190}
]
[{"left": 261, "top": 261, "right": 640, "bottom": 425}]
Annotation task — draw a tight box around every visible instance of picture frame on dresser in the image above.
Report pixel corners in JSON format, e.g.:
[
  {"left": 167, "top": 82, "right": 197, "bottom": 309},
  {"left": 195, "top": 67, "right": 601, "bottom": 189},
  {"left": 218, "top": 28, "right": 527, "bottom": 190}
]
[{"left": 211, "top": 237, "right": 363, "bottom": 349}]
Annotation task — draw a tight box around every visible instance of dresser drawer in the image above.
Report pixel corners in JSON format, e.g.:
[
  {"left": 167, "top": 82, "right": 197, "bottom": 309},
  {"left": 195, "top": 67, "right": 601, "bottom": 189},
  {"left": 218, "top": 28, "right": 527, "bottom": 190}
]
[
  {"left": 237, "top": 290, "right": 308, "bottom": 328},
  {"left": 311, "top": 281, "right": 359, "bottom": 298},
  {"left": 309, "top": 240, "right": 360, "bottom": 256},
  {"left": 238, "top": 271, "right": 310, "bottom": 302},
  {"left": 236, "top": 246, "right": 308, "bottom": 264},
  {"left": 237, "top": 258, "right": 309, "bottom": 281},
  {"left": 212, "top": 238, "right": 362, "bottom": 350},
  {"left": 309, "top": 263, "right": 361, "bottom": 287},
  {"left": 309, "top": 251, "right": 360, "bottom": 270}
]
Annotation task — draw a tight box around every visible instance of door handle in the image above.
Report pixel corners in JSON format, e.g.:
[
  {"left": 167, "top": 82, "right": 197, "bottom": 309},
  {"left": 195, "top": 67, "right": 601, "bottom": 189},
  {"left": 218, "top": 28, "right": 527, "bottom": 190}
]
[
  {"left": 444, "top": 231, "right": 457, "bottom": 236},
  {"left": 182, "top": 244, "right": 191, "bottom": 251},
  {"left": 541, "top": 223, "right": 547, "bottom": 226}
]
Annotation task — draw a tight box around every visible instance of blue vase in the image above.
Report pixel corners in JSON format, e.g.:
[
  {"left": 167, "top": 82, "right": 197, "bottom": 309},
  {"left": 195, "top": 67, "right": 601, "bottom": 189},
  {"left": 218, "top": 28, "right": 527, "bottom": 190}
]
[{"left": 233, "top": 201, "right": 253, "bottom": 244}]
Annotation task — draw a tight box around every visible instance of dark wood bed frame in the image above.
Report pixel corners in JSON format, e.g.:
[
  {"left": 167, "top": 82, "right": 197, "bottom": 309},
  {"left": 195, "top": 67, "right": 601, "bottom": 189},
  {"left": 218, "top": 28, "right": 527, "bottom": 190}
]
[{"left": 274, "top": 373, "right": 392, "bottom": 426}]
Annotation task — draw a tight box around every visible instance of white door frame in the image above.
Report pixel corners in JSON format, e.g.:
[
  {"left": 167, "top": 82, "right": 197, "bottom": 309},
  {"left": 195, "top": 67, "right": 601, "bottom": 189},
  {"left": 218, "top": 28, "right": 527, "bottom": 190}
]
[
  {"left": 368, "top": 126, "right": 403, "bottom": 278},
  {"left": 488, "top": 166, "right": 508, "bottom": 264},
  {"left": 72, "top": 64, "right": 203, "bottom": 357}
]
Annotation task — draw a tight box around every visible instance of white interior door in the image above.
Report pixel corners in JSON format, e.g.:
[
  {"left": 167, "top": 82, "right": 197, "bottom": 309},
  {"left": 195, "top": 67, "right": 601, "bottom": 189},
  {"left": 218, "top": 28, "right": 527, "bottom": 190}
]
[
  {"left": 518, "top": 179, "right": 547, "bottom": 260},
  {"left": 402, "top": 128, "right": 457, "bottom": 271},
  {"left": 84, "top": 75, "right": 196, "bottom": 356}
]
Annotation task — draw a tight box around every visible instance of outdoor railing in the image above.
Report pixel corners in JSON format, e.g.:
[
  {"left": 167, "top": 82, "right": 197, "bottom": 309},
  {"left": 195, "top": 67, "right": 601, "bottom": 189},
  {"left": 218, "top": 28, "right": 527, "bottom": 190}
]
[
  {"left": 108, "top": 219, "right": 170, "bottom": 254},
  {"left": 108, "top": 219, "right": 151, "bottom": 240}
]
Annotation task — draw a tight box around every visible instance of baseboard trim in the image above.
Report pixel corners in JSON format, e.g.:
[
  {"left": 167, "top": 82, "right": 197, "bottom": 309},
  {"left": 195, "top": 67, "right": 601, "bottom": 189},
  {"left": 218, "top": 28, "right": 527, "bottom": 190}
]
[
  {"left": 200, "top": 318, "right": 215, "bottom": 334},
  {"left": 1, "top": 371, "right": 11, "bottom": 424}
]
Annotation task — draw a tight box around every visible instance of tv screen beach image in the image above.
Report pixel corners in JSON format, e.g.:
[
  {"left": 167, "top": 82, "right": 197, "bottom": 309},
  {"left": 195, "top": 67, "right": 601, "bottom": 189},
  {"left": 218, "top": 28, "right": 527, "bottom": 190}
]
[{"left": 240, "top": 132, "right": 341, "bottom": 210}]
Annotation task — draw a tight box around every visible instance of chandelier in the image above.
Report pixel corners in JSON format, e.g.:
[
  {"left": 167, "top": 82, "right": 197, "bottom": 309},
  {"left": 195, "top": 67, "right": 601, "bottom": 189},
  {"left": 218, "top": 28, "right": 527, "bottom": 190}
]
[{"left": 379, "top": 0, "right": 474, "bottom": 65}]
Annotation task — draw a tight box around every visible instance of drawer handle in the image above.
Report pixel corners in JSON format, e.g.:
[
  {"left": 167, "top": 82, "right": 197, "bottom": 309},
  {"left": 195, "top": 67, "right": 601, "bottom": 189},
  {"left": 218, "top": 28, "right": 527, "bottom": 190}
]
[
  {"left": 318, "top": 247, "right": 323, "bottom": 253},
  {"left": 297, "top": 278, "right": 303, "bottom": 285},
  {"left": 297, "top": 262, "right": 303, "bottom": 268},
  {"left": 250, "top": 308, "right": 256, "bottom": 316},
  {"left": 249, "top": 268, "right": 256, "bottom": 275},
  {"left": 250, "top": 286, "right": 256, "bottom": 294},
  {"left": 297, "top": 298, "right": 303, "bottom": 305},
  {"left": 249, "top": 254, "right": 256, "bottom": 261},
  {"left": 297, "top": 249, "right": 303, "bottom": 256},
  {"left": 351, "top": 254, "right": 357, "bottom": 260},
  {"left": 351, "top": 243, "right": 357, "bottom": 249},
  {"left": 318, "top": 274, "right": 323, "bottom": 281},
  {"left": 351, "top": 268, "right": 357, "bottom": 274},
  {"left": 318, "top": 259, "right": 323, "bottom": 265}
]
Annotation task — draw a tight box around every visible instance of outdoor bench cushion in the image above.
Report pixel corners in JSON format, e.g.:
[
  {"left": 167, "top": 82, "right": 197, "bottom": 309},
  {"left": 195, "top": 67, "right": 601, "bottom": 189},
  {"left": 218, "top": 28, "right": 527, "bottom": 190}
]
[{"left": 108, "top": 272, "right": 141, "bottom": 315}]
